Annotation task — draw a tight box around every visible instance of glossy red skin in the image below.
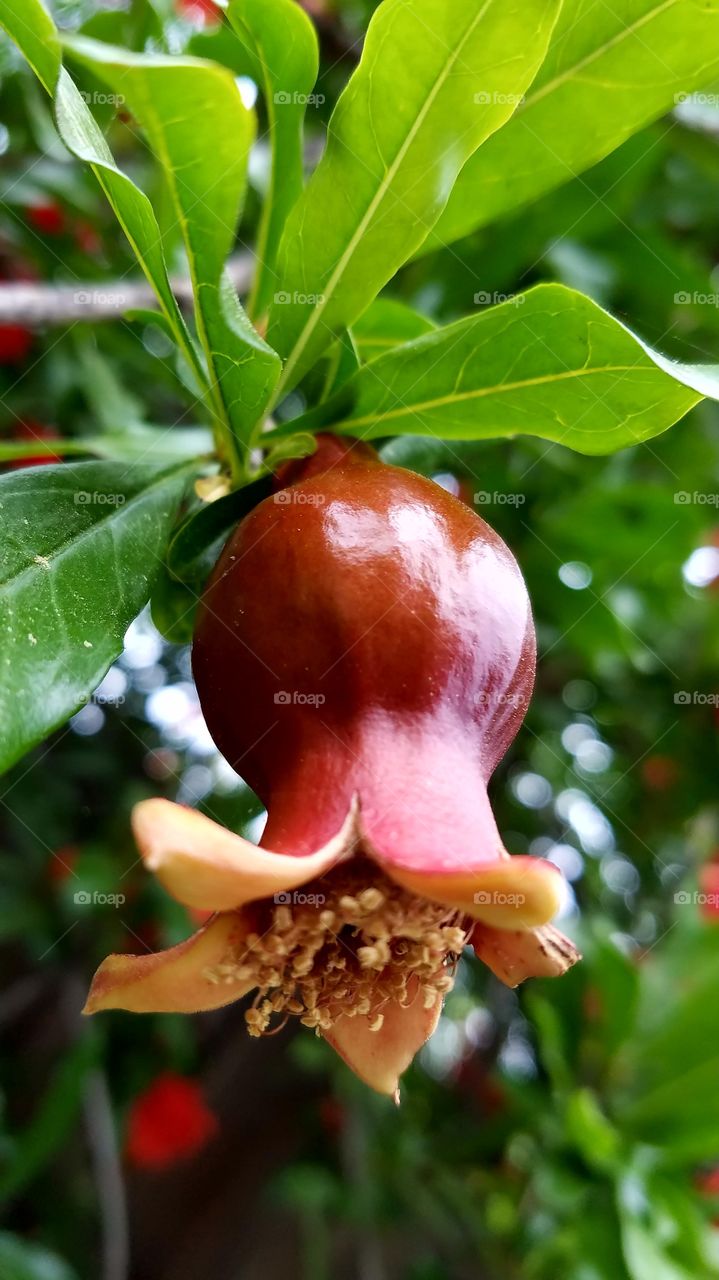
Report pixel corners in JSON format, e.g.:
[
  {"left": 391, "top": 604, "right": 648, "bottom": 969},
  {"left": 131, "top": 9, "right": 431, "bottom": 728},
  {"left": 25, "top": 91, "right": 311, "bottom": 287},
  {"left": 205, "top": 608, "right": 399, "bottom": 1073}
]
[{"left": 193, "top": 440, "right": 535, "bottom": 873}]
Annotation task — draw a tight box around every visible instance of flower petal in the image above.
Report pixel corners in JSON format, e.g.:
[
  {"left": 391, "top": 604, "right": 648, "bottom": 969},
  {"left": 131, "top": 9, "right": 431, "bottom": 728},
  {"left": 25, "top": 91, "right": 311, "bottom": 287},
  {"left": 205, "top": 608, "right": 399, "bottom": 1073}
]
[
  {"left": 132, "top": 797, "right": 358, "bottom": 911},
  {"left": 323, "top": 979, "right": 443, "bottom": 1099},
  {"left": 471, "top": 922, "right": 581, "bottom": 987},
  {"left": 83, "top": 912, "right": 251, "bottom": 1014},
  {"left": 380, "top": 853, "right": 565, "bottom": 929}
]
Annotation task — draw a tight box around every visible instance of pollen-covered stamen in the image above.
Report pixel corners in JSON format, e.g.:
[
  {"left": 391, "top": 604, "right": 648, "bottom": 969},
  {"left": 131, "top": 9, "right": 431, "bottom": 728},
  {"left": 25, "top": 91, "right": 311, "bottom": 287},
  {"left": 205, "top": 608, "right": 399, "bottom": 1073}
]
[{"left": 203, "top": 860, "right": 471, "bottom": 1036}]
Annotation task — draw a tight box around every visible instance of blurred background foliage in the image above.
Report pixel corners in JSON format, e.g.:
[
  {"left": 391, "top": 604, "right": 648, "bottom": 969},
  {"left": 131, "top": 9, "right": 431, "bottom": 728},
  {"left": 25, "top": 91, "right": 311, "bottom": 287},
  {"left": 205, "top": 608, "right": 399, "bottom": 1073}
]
[{"left": 2, "top": 2, "right": 719, "bottom": 1278}]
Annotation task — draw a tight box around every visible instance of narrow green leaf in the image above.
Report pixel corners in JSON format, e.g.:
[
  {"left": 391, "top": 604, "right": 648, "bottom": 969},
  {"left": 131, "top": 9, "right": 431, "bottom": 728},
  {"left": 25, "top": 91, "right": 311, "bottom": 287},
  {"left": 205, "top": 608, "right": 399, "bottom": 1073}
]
[
  {"left": 226, "top": 0, "right": 319, "bottom": 318},
  {"left": 0, "top": 427, "right": 212, "bottom": 464},
  {"left": 0, "top": 1, "right": 205, "bottom": 384},
  {"left": 288, "top": 284, "right": 715, "bottom": 455},
  {"left": 267, "top": 0, "right": 562, "bottom": 393},
  {"left": 0, "top": 0, "right": 60, "bottom": 94},
  {"left": 64, "top": 36, "right": 281, "bottom": 454},
  {"left": 431, "top": 0, "right": 719, "bottom": 248},
  {"left": 0, "top": 461, "right": 195, "bottom": 773}
]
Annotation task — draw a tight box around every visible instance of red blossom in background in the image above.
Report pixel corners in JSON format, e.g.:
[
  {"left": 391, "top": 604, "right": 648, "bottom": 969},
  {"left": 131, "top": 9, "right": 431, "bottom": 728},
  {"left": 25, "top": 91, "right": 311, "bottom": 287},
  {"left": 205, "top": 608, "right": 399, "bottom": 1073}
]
[
  {"left": 125, "top": 1073, "right": 218, "bottom": 1170},
  {"left": 0, "top": 324, "right": 33, "bottom": 365},
  {"left": 26, "top": 202, "right": 65, "bottom": 236}
]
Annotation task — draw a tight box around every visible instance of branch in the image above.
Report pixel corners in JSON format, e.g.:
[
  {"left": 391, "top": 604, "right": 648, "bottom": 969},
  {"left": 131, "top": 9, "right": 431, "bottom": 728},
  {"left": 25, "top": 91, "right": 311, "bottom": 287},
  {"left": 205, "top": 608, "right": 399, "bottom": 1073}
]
[{"left": 0, "top": 253, "right": 254, "bottom": 326}]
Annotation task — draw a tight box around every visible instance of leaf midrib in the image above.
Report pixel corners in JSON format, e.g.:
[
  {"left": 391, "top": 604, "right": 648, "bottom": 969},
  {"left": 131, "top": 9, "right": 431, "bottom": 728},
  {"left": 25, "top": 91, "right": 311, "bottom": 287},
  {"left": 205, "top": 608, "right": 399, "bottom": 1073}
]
[
  {"left": 331, "top": 363, "right": 669, "bottom": 431},
  {"left": 0, "top": 464, "right": 192, "bottom": 595},
  {"left": 277, "top": 0, "right": 493, "bottom": 394},
  {"left": 522, "top": 0, "right": 679, "bottom": 112}
]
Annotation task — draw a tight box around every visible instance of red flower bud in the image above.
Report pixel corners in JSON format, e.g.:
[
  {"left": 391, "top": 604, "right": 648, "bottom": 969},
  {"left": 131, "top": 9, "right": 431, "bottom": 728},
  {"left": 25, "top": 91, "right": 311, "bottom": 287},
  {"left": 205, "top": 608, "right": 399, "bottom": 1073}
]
[
  {"left": 125, "top": 1073, "right": 218, "bottom": 1169},
  {"left": 85, "top": 438, "right": 578, "bottom": 1096}
]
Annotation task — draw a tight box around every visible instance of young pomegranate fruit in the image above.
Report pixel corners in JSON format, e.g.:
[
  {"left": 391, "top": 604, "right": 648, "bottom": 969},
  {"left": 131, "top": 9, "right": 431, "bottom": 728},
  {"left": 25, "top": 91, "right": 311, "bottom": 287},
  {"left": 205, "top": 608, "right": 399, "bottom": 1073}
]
[{"left": 84, "top": 437, "right": 579, "bottom": 1096}]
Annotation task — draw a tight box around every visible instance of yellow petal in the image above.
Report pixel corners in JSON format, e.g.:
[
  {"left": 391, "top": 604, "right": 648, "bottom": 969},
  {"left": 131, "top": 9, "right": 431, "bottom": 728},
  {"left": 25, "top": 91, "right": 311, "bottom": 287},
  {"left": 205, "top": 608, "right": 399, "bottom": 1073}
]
[
  {"left": 382, "top": 854, "right": 565, "bottom": 930},
  {"left": 323, "top": 979, "right": 443, "bottom": 1098},
  {"left": 83, "top": 912, "right": 251, "bottom": 1014},
  {"left": 472, "top": 922, "right": 581, "bottom": 988},
  {"left": 132, "top": 796, "right": 358, "bottom": 911}
]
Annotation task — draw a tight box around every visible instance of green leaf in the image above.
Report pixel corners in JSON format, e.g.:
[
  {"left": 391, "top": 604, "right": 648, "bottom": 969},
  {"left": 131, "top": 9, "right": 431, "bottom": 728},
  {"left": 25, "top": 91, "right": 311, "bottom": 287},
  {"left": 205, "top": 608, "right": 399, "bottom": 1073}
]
[
  {"left": 286, "top": 284, "right": 716, "bottom": 455},
  {"left": 226, "top": 0, "right": 319, "bottom": 318},
  {"left": 267, "top": 0, "right": 562, "bottom": 393},
  {"left": 351, "top": 298, "right": 436, "bottom": 363},
  {"left": 0, "top": 1, "right": 205, "bottom": 384},
  {"left": 64, "top": 37, "right": 281, "bottom": 456},
  {"left": 0, "top": 1233, "right": 78, "bottom": 1280},
  {"left": 431, "top": 0, "right": 719, "bottom": 248},
  {"left": 167, "top": 476, "right": 272, "bottom": 580},
  {"left": 0, "top": 461, "right": 194, "bottom": 774},
  {"left": 0, "top": 427, "right": 212, "bottom": 464},
  {"left": 0, "top": 0, "right": 60, "bottom": 94}
]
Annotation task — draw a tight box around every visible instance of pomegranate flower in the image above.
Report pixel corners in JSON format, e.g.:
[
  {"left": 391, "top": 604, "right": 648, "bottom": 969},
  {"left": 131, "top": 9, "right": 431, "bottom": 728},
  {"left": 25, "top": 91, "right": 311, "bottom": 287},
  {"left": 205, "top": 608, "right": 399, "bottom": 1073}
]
[{"left": 84, "top": 438, "right": 579, "bottom": 1097}]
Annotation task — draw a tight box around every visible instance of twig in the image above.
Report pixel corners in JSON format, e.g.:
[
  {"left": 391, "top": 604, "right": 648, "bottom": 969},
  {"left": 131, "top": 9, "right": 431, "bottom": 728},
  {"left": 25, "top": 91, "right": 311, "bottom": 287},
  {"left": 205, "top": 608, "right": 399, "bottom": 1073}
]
[
  {"left": 82, "top": 1068, "right": 131, "bottom": 1280},
  {"left": 0, "top": 253, "right": 254, "bottom": 326}
]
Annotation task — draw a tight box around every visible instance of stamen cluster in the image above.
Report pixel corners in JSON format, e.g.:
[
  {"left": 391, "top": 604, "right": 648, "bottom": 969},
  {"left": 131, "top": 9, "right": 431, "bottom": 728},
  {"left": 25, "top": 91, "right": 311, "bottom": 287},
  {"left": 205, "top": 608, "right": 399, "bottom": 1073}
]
[{"left": 205, "top": 860, "right": 470, "bottom": 1036}]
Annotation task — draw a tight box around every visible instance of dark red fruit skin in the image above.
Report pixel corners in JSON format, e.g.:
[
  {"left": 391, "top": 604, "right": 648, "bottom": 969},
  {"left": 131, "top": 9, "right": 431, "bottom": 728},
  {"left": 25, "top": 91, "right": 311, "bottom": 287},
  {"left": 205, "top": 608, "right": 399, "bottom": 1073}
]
[{"left": 192, "top": 437, "right": 535, "bottom": 866}]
